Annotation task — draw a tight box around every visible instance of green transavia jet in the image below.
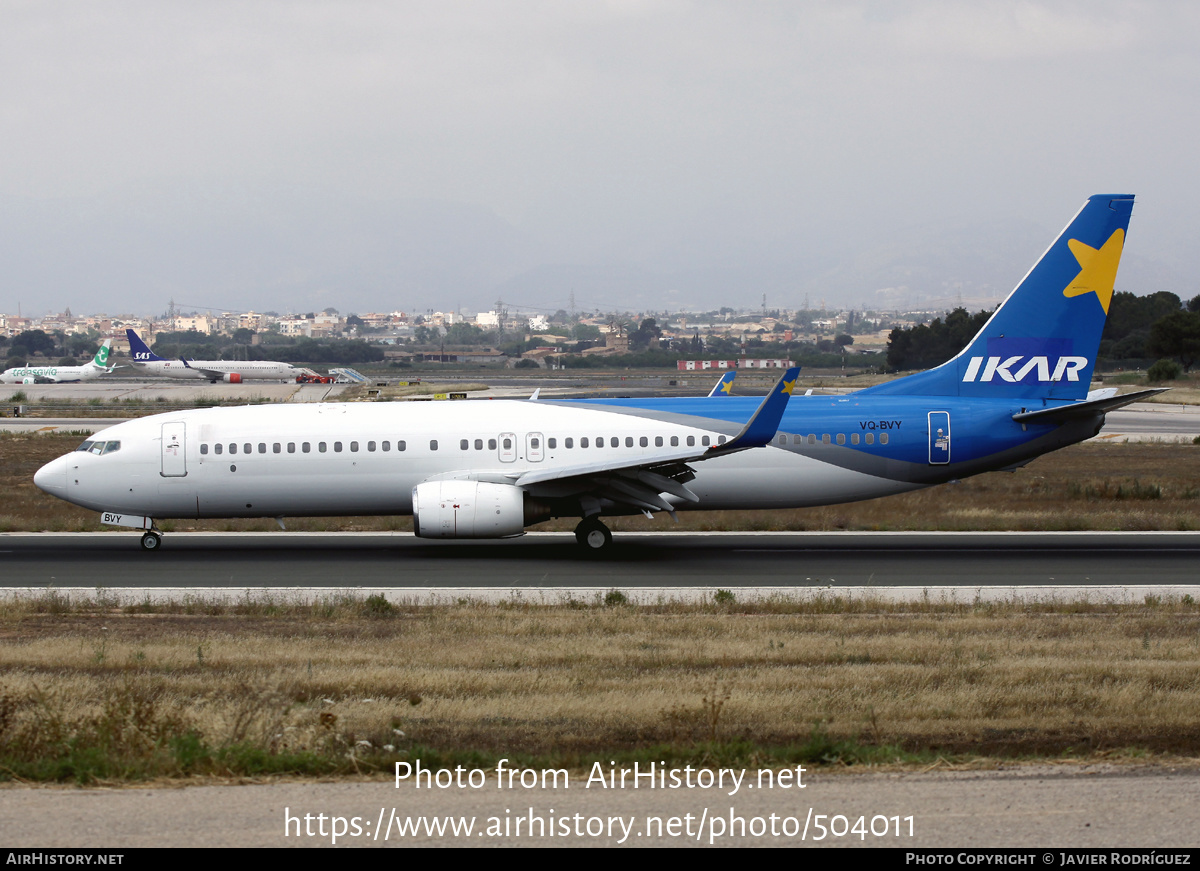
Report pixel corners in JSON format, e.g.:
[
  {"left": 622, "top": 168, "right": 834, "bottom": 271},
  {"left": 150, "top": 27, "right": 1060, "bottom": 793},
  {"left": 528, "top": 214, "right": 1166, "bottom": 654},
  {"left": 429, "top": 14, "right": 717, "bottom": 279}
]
[{"left": 1, "top": 340, "right": 117, "bottom": 384}]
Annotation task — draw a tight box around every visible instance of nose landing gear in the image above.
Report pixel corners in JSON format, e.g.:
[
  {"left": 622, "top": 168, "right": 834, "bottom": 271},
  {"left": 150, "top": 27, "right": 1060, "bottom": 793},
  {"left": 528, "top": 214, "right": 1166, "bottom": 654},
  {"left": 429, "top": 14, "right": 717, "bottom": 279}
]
[{"left": 140, "top": 530, "right": 163, "bottom": 552}]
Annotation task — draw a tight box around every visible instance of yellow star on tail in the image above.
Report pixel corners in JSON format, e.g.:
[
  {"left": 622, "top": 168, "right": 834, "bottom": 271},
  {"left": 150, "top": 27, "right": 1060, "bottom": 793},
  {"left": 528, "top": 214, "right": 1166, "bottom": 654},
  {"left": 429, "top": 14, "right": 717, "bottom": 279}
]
[
  {"left": 1063, "top": 228, "right": 1124, "bottom": 314},
  {"left": 719, "top": 380, "right": 732, "bottom": 394},
  {"left": 780, "top": 377, "right": 796, "bottom": 395}
]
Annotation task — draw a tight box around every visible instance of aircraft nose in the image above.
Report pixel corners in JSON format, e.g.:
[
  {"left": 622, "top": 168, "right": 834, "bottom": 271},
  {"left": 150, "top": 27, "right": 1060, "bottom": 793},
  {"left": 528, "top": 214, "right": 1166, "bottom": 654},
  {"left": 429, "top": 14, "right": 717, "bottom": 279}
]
[{"left": 34, "top": 455, "right": 68, "bottom": 496}]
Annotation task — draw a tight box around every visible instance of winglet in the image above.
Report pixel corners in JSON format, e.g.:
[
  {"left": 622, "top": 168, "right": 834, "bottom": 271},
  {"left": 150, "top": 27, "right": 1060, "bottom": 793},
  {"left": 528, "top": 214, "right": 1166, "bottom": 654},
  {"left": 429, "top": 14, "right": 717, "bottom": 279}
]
[
  {"left": 707, "top": 370, "right": 737, "bottom": 397},
  {"left": 706, "top": 366, "right": 798, "bottom": 455},
  {"left": 530, "top": 388, "right": 541, "bottom": 401}
]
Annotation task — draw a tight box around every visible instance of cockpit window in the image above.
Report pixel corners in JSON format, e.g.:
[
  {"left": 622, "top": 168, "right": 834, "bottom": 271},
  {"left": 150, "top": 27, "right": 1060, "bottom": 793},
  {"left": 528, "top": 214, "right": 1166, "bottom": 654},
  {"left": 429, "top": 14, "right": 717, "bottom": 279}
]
[{"left": 78, "top": 440, "right": 120, "bottom": 455}]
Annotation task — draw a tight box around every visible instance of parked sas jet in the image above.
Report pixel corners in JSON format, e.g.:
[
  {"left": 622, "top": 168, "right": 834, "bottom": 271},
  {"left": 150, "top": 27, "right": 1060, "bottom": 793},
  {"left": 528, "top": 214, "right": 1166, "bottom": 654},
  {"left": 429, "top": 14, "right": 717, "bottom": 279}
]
[
  {"left": 1, "top": 341, "right": 116, "bottom": 384},
  {"left": 125, "top": 329, "right": 302, "bottom": 383},
  {"left": 37, "top": 195, "right": 1160, "bottom": 551}
]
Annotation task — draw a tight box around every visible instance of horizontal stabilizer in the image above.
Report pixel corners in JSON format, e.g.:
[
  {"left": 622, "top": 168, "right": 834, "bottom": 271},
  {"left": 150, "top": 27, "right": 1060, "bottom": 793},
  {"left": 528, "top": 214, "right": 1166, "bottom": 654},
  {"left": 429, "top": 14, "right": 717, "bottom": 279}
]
[{"left": 1011, "top": 388, "right": 1168, "bottom": 425}]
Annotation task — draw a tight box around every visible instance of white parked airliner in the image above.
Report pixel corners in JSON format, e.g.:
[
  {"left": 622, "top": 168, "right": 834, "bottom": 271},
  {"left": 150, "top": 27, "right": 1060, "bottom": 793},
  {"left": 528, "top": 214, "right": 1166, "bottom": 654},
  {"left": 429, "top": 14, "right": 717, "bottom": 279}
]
[
  {"left": 1, "top": 341, "right": 116, "bottom": 384},
  {"left": 36, "top": 196, "right": 1160, "bottom": 552},
  {"left": 125, "top": 329, "right": 303, "bottom": 383}
]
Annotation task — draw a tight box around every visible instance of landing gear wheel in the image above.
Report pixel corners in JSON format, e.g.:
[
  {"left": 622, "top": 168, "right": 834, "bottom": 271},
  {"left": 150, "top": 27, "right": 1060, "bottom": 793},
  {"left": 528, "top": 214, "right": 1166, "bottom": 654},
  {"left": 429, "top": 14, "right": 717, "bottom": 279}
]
[
  {"left": 574, "top": 518, "right": 612, "bottom": 551},
  {"left": 140, "top": 531, "right": 162, "bottom": 552}
]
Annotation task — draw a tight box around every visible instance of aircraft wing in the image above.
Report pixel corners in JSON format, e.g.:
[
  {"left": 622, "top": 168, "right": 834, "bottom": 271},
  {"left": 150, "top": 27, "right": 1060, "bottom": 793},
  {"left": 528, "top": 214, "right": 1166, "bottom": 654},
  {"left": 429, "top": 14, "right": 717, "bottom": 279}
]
[
  {"left": 180, "top": 359, "right": 225, "bottom": 381},
  {"left": 1011, "top": 388, "right": 1169, "bottom": 425},
  {"left": 445, "top": 368, "right": 798, "bottom": 517}
]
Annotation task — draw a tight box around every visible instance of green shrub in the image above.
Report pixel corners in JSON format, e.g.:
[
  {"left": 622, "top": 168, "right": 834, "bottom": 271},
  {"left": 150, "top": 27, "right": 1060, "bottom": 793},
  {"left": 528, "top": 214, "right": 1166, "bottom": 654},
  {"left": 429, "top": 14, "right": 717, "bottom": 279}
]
[{"left": 1147, "top": 359, "right": 1181, "bottom": 382}]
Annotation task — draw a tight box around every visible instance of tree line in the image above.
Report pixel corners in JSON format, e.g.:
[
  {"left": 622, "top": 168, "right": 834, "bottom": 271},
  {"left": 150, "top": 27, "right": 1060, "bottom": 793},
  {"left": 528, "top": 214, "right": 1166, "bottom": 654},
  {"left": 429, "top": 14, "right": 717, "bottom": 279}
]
[{"left": 886, "top": 292, "right": 1200, "bottom": 376}]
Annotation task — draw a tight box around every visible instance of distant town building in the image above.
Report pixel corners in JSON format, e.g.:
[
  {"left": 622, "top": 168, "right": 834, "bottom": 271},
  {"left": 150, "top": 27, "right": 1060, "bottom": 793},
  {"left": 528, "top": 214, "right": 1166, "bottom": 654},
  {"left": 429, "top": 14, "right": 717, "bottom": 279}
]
[{"left": 677, "top": 359, "right": 795, "bottom": 371}]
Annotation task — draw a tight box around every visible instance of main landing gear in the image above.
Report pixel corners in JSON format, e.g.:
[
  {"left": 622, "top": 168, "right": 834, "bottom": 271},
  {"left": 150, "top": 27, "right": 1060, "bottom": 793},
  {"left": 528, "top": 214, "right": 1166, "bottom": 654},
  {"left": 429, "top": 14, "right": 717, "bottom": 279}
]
[
  {"left": 140, "top": 530, "right": 163, "bottom": 552},
  {"left": 574, "top": 517, "right": 613, "bottom": 551}
]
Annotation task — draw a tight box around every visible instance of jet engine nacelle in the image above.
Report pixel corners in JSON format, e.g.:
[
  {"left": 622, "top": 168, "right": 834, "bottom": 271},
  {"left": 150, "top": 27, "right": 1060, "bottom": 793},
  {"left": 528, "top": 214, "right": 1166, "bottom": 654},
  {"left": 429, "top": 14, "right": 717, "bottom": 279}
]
[
  {"left": 412, "top": 480, "right": 528, "bottom": 539},
  {"left": 222, "top": 373, "right": 243, "bottom": 384}
]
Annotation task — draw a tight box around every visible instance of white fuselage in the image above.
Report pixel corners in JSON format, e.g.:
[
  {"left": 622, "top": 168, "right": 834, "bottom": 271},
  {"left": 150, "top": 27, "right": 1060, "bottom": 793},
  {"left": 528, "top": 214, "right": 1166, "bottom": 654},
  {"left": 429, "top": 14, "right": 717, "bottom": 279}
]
[
  {"left": 33, "top": 401, "right": 915, "bottom": 521},
  {"left": 132, "top": 359, "right": 300, "bottom": 381},
  {"left": 0, "top": 361, "right": 108, "bottom": 384}
]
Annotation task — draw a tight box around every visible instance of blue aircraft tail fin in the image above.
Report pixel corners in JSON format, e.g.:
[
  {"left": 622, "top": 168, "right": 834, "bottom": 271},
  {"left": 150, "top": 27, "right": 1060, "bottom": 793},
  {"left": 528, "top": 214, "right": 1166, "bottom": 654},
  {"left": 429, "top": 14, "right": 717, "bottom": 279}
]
[
  {"left": 707, "top": 370, "right": 737, "bottom": 397},
  {"left": 862, "top": 194, "right": 1134, "bottom": 400},
  {"left": 126, "top": 329, "right": 166, "bottom": 363}
]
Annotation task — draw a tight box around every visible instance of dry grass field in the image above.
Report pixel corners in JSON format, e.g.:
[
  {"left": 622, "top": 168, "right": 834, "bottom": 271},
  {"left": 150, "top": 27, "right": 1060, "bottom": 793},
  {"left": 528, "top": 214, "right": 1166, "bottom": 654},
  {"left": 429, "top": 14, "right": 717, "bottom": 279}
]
[{"left": 1, "top": 596, "right": 1198, "bottom": 782}]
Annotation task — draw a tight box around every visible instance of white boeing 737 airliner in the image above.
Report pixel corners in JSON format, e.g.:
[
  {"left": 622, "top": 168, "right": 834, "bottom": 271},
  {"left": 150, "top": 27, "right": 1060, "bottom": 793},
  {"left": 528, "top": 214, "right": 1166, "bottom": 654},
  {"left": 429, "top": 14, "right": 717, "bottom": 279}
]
[
  {"left": 125, "top": 330, "right": 302, "bottom": 383},
  {"left": 1, "top": 341, "right": 116, "bottom": 384},
  {"left": 36, "top": 196, "right": 1162, "bottom": 551}
]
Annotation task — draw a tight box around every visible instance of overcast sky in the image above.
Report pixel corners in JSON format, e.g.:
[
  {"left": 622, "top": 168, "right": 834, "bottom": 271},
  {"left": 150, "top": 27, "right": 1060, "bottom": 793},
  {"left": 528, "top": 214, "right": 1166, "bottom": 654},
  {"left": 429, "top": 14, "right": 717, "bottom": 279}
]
[{"left": 1, "top": 1, "right": 1197, "bottom": 317}]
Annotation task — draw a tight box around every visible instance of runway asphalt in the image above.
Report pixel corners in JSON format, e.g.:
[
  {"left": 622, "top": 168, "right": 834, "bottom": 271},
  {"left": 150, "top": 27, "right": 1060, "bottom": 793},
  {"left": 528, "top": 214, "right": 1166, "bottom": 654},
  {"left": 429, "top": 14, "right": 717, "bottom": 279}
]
[{"left": 3, "top": 531, "right": 1199, "bottom": 592}]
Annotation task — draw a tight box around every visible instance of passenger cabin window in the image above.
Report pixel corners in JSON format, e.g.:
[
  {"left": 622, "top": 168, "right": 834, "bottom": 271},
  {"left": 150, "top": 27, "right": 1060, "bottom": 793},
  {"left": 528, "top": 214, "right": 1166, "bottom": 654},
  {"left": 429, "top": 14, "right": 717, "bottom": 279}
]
[
  {"left": 880, "top": 433, "right": 889, "bottom": 445},
  {"left": 350, "top": 441, "right": 359, "bottom": 452},
  {"left": 273, "top": 443, "right": 281, "bottom": 453},
  {"left": 215, "top": 444, "right": 223, "bottom": 455},
  {"left": 701, "top": 436, "right": 710, "bottom": 447},
  {"left": 319, "top": 442, "right": 327, "bottom": 453},
  {"left": 288, "top": 442, "right": 296, "bottom": 453},
  {"left": 851, "top": 434, "right": 860, "bottom": 445},
  {"left": 822, "top": 434, "right": 830, "bottom": 444},
  {"left": 229, "top": 443, "right": 237, "bottom": 454},
  {"left": 398, "top": 440, "right": 406, "bottom": 451},
  {"left": 610, "top": 437, "right": 619, "bottom": 448},
  {"left": 302, "top": 442, "right": 311, "bottom": 453},
  {"left": 686, "top": 436, "right": 695, "bottom": 447},
  {"left": 865, "top": 433, "right": 874, "bottom": 445},
  {"left": 382, "top": 441, "right": 391, "bottom": 451},
  {"left": 474, "top": 439, "right": 483, "bottom": 450},
  {"left": 334, "top": 442, "right": 343, "bottom": 452},
  {"left": 258, "top": 443, "right": 266, "bottom": 453},
  {"left": 565, "top": 437, "right": 574, "bottom": 448},
  {"left": 625, "top": 437, "right": 634, "bottom": 447},
  {"left": 655, "top": 436, "right": 663, "bottom": 447},
  {"left": 429, "top": 440, "right": 438, "bottom": 451},
  {"left": 200, "top": 444, "right": 209, "bottom": 455},
  {"left": 547, "top": 438, "right": 556, "bottom": 449},
  {"left": 670, "top": 436, "right": 679, "bottom": 447},
  {"left": 368, "top": 441, "right": 376, "bottom": 452},
  {"left": 836, "top": 434, "right": 846, "bottom": 445},
  {"left": 460, "top": 439, "right": 469, "bottom": 450},
  {"left": 244, "top": 443, "right": 252, "bottom": 454},
  {"left": 488, "top": 438, "right": 497, "bottom": 450},
  {"left": 580, "top": 437, "right": 589, "bottom": 448}
]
